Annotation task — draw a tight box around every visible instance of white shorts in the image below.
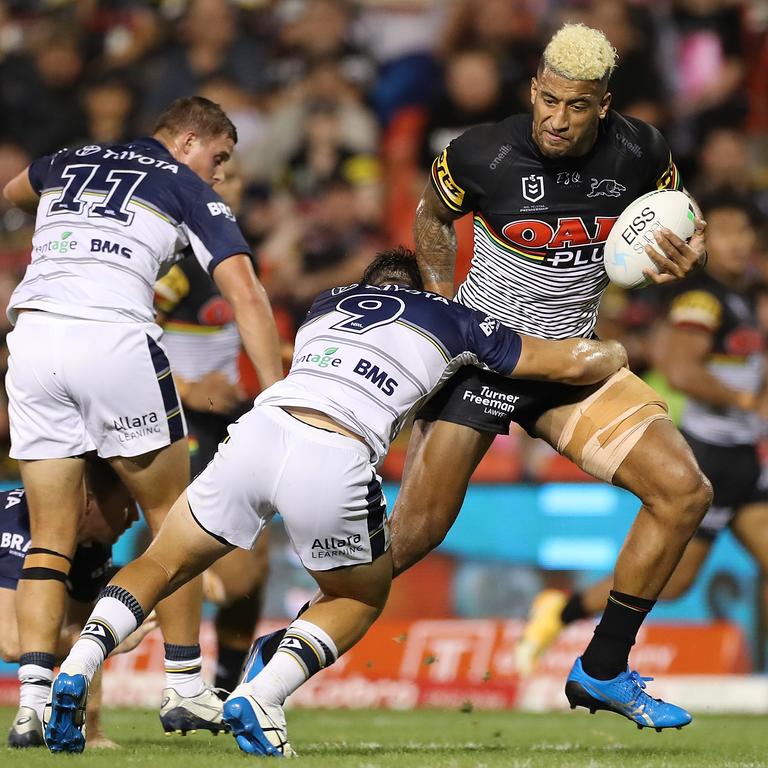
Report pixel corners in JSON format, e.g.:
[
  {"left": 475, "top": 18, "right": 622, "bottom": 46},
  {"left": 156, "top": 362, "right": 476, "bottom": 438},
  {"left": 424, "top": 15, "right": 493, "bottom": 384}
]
[
  {"left": 6, "top": 312, "right": 186, "bottom": 460},
  {"left": 187, "top": 405, "right": 389, "bottom": 571}
]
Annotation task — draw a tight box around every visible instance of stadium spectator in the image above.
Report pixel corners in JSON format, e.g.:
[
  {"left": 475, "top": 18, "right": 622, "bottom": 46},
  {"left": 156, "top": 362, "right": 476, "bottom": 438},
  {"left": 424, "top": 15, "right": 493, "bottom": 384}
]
[
  {"left": 418, "top": 48, "right": 513, "bottom": 171},
  {"left": 261, "top": 57, "right": 379, "bottom": 184},
  {"left": 140, "top": 0, "right": 269, "bottom": 127},
  {"left": 588, "top": 0, "right": 667, "bottom": 128},
  {"left": 267, "top": 0, "right": 375, "bottom": 96},
  {"left": 0, "top": 26, "right": 87, "bottom": 156},
  {"left": 261, "top": 172, "right": 383, "bottom": 329},
  {"left": 439, "top": 0, "right": 540, "bottom": 113},
  {"left": 80, "top": 73, "right": 138, "bottom": 146},
  {"left": 667, "top": 0, "right": 747, "bottom": 154}
]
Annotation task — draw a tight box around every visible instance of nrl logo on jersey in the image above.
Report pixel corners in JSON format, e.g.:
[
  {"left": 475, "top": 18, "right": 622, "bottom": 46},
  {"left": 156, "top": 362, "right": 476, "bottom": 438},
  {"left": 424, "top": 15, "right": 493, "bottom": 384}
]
[{"left": 522, "top": 174, "right": 545, "bottom": 203}]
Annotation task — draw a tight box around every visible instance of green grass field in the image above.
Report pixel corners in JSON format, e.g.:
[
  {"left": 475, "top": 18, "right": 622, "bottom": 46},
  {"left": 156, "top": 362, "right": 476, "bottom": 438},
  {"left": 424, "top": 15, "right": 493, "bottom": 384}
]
[{"left": 2, "top": 707, "right": 767, "bottom": 767}]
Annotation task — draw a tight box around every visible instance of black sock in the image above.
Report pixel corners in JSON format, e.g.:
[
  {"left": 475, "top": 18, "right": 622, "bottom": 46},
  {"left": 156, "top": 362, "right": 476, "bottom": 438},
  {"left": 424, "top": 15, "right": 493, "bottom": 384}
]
[
  {"left": 215, "top": 644, "right": 248, "bottom": 692},
  {"left": 580, "top": 590, "right": 655, "bottom": 680},
  {"left": 561, "top": 593, "right": 588, "bottom": 625}
]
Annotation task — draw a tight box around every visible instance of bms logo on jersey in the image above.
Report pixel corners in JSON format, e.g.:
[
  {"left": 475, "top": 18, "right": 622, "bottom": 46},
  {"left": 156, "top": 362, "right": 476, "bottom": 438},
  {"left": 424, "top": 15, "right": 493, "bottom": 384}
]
[{"left": 500, "top": 215, "right": 619, "bottom": 268}]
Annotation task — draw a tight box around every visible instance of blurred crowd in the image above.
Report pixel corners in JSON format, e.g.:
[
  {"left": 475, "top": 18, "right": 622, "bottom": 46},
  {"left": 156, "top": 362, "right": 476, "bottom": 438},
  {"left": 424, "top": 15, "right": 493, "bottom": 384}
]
[{"left": 0, "top": 0, "right": 765, "bottom": 479}]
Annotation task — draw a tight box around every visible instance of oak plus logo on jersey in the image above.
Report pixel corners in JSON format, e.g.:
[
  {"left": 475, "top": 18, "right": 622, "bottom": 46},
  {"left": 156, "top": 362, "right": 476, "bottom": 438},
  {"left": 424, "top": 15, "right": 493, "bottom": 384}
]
[
  {"left": 522, "top": 174, "right": 545, "bottom": 203},
  {"left": 33, "top": 231, "right": 78, "bottom": 258},
  {"left": 112, "top": 411, "right": 161, "bottom": 442},
  {"left": 501, "top": 215, "right": 618, "bottom": 267},
  {"left": 295, "top": 346, "right": 342, "bottom": 368},
  {"left": 311, "top": 534, "right": 365, "bottom": 559}
]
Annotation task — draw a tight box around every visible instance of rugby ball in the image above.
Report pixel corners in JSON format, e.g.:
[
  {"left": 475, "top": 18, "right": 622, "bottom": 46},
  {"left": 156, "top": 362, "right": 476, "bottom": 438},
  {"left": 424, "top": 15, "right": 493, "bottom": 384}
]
[{"left": 603, "top": 189, "right": 696, "bottom": 289}]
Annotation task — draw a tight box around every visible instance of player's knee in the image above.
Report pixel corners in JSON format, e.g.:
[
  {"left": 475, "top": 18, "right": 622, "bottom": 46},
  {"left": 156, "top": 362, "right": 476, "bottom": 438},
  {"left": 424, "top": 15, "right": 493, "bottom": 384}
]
[
  {"left": 0, "top": 634, "right": 19, "bottom": 663},
  {"left": 647, "top": 464, "right": 712, "bottom": 533}
]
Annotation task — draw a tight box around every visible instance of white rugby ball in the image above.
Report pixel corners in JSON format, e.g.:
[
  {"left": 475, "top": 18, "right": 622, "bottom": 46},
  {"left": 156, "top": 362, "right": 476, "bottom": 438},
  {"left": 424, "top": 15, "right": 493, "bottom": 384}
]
[{"left": 603, "top": 189, "right": 696, "bottom": 289}]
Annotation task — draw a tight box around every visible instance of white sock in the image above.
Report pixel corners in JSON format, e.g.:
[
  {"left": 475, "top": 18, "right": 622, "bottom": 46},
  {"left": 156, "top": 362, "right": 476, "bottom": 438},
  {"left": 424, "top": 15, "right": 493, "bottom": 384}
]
[
  {"left": 164, "top": 644, "right": 205, "bottom": 697},
  {"left": 248, "top": 619, "right": 338, "bottom": 706},
  {"left": 18, "top": 662, "right": 54, "bottom": 721},
  {"left": 62, "top": 587, "right": 144, "bottom": 681}
]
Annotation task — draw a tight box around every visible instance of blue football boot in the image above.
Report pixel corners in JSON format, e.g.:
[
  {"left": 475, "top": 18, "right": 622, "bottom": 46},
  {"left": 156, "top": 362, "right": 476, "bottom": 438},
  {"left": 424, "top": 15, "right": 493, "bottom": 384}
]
[
  {"left": 565, "top": 657, "right": 692, "bottom": 731},
  {"left": 43, "top": 672, "right": 89, "bottom": 753},
  {"left": 222, "top": 687, "right": 295, "bottom": 757},
  {"left": 239, "top": 628, "right": 286, "bottom": 685}
]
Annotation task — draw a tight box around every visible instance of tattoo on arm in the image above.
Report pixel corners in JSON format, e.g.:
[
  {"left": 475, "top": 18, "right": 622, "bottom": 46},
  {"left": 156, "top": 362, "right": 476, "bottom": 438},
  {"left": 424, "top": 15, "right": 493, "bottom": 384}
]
[{"left": 413, "top": 183, "right": 462, "bottom": 297}]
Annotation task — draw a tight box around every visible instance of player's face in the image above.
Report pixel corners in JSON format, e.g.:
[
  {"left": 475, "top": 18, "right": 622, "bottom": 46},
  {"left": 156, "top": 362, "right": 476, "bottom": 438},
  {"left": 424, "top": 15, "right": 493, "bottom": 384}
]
[
  {"left": 530, "top": 68, "right": 611, "bottom": 158},
  {"left": 178, "top": 132, "right": 235, "bottom": 187},
  {"left": 79, "top": 486, "right": 140, "bottom": 545}
]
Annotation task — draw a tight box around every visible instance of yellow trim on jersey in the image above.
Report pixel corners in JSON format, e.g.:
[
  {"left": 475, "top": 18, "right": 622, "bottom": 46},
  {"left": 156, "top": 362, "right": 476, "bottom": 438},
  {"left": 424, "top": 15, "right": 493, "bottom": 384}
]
[
  {"left": 396, "top": 320, "right": 450, "bottom": 362},
  {"left": 709, "top": 353, "right": 752, "bottom": 364},
  {"left": 474, "top": 215, "right": 545, "bottom": 262},
  {"left": 163, "top": 320, "right": 229, "bottom": 334},
  {"left": 656, "top": 153, "right": 682, "bottom": 191},
  {"left": 431, "top": 150, "right": 466, "bottom": 212}
]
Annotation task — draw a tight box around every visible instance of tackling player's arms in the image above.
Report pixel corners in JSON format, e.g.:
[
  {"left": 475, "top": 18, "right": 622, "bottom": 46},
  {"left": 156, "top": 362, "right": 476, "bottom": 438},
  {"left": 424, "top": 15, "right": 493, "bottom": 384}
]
[
  {"left": 414, "top": 182, "right": 462, "bottom": 297},
  {"left": 510, "top": 336, "right": 627, "bottom": 385},
  {"left": 3, "top": 167, "right": 40, "bottom": 215},
  {"left": 212, "top": 254, "right": 283, "bottom": 388}
]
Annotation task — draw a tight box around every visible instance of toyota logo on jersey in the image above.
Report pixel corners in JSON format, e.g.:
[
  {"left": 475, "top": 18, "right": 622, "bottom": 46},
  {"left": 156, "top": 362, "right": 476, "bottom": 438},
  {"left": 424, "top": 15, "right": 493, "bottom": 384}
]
[{"left": 499, "top": 216, "right": 619, "bottom": 267}]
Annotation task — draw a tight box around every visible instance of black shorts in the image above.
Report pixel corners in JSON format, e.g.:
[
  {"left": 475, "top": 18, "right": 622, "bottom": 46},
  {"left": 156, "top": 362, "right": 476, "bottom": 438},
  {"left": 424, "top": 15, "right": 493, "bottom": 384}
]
[
  {"left": 416, "top": 366, "right": 594, "bottom": 435},
  {"left": 685, "top": 431, "right": 768, "bottom": 541},
  {"left": 186, "top": 407, "right": 245, "bottom": 478}
]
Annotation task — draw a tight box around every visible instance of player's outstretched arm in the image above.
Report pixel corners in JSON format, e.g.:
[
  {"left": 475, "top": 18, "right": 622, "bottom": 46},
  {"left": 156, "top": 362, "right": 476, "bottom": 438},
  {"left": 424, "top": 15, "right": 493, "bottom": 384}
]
[
  {"left": 213, "top": 254, "right": 283, "bottom": 389},
  {"left": 414, "top": 183, "right": 463, "bottom": 297},
  {"left": 3, "top": 167, "right": 40, "bottom": 215},
  {"left": 510, "top": 336, "right": 628, "bottom": 385}
]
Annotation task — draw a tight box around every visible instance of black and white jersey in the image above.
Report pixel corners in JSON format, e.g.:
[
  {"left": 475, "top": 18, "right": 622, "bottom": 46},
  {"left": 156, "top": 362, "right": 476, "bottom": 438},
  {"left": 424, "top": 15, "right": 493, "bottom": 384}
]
[
  {"left": 431, "top": 111, "right": 682, "bottom": 339},
  {"left": 9, "top": 138, "right": 250, "bottom": 325},
  {"left": 258, "top": 283, "right": 523, "bottom": 464},
  {"left": 668, "top": 272, "right": 766, "bottom": 446},
  {"left": 155, "top": 255, "right": 241, "bottom": 383}
]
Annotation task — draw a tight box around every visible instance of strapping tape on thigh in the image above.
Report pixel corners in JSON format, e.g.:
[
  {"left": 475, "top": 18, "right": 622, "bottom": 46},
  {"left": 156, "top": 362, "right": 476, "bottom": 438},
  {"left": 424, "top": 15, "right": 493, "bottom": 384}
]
[
  {"left": 557, "top": 369, "right": 670, "bottom": 483},
  {"left": 19, "top": 549, "right": 72, "bottom": 581}
]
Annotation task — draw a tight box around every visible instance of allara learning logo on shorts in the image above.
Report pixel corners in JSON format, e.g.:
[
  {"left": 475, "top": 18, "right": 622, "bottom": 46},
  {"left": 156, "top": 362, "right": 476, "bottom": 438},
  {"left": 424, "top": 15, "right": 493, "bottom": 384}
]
[{"left": 112, "top": 411, "right": 162, "bottom": 442}]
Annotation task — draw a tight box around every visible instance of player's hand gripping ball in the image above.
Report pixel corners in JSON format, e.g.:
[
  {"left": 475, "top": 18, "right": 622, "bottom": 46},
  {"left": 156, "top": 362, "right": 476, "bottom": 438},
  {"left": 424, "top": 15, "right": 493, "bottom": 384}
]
[{"left": 603, "top": 190, "right": 697, "bottom": 289}]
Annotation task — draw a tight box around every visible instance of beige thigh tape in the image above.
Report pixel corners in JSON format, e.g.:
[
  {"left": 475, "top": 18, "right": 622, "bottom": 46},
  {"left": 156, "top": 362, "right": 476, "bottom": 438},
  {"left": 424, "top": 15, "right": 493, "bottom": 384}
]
[{"left": 556, "top": 368, "right": 670, "bottom": 483}]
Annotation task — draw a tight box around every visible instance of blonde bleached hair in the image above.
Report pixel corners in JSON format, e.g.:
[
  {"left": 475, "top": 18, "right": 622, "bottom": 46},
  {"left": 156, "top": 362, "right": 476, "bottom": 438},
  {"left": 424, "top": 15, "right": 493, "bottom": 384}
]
[{"left": 542, "top": 23, "right": 618, "bottom": 83}]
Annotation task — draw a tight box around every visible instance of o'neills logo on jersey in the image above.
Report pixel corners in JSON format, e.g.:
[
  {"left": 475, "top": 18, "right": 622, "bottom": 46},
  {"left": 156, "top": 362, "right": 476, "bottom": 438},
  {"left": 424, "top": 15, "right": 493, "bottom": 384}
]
[{"left": 500, "top": 216, "right": 618, "bottom": 268}]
